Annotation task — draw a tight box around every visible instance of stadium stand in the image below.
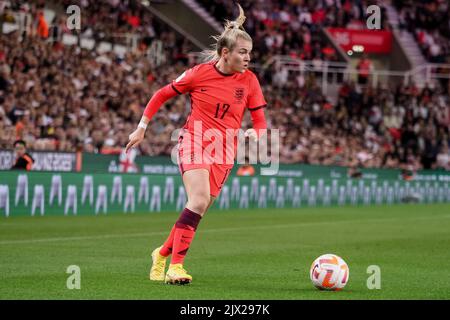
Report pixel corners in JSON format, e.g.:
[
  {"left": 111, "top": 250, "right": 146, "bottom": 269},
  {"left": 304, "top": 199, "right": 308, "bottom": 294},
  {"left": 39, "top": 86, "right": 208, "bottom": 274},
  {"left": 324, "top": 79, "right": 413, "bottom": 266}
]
[
  {"left": 394, "top": 0, "right": 450, "bottom": 63},
  {"left": 0, "top": 0, "right": 449, "bottom": 171}
]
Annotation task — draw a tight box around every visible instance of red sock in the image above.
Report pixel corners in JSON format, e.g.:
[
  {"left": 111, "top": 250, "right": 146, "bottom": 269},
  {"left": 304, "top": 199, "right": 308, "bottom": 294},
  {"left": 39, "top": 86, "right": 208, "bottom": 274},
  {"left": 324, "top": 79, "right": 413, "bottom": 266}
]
[
  {"left": 159, "top": 208, "right": 202, "bottom": 259},
  {"left": 159, "top": 225, "right": 176, "bottom": 257},
  {"left": 171, "top": 208, "right": 202, "bottom": 265}
]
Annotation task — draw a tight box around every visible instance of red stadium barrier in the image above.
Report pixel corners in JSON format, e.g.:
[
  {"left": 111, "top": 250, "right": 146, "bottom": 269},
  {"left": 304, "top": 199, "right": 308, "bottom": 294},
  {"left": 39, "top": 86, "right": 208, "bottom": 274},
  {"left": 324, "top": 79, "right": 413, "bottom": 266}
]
[{"left": 327, "top": 28, "right": 393, "bottom": 54}]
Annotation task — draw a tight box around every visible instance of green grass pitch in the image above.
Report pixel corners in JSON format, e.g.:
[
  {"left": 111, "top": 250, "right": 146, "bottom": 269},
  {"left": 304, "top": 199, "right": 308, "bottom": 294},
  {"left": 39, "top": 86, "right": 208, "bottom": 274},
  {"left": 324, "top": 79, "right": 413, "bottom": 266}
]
[{"left": 1, "top": 203, "right": 449, "bottom": 299}]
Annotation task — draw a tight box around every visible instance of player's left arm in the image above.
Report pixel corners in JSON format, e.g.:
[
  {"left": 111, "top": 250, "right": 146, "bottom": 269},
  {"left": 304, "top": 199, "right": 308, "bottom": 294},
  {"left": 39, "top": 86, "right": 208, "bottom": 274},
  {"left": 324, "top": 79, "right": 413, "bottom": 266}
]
[
  {"left": 245, "top": 107, "right": 267, "bottom": 141},
  {"left": 245, "top": 73, "right": 267, "bottom": 141}
]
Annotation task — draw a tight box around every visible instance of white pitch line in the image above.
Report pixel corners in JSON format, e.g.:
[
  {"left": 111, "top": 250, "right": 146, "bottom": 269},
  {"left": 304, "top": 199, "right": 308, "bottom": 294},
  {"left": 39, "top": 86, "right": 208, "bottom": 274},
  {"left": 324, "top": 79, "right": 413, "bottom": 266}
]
[{"left": 0, "top": 214, "right": 449, "bottom": 246}]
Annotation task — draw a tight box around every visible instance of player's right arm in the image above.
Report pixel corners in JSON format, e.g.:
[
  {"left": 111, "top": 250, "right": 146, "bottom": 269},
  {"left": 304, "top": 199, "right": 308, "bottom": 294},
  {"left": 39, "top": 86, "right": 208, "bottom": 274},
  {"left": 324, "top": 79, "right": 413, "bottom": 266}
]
[
  {"left": 125, "top": 67, "right": 199, "bottom": 153},
  {"left": 125, "top": 84, "right": 178, "bottom": 153}
]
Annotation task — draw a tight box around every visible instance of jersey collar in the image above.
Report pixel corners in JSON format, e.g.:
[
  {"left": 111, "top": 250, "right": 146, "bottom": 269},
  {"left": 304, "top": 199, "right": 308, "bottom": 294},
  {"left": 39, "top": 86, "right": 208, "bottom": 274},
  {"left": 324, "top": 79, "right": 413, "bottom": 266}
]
[{"left": 213, "top": 62, "right": 235, "bottom": 77}]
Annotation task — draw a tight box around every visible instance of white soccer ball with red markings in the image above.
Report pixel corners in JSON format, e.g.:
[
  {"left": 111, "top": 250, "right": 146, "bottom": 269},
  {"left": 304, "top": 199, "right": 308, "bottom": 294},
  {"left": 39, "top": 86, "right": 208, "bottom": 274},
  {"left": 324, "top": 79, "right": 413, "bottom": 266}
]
[{"left": 310, "top": 254, "right": 349, "bottom": 291}]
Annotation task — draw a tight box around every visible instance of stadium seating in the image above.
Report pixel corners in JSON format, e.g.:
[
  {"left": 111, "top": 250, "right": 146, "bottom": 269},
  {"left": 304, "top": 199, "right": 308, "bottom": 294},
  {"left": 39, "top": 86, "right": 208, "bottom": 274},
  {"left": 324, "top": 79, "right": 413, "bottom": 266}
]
[
  {"left": 394, "top": 0, "right": 450, "bottom": 63},
  {"left": 0, "top": 0, "right": 449, "bottom": 171}
]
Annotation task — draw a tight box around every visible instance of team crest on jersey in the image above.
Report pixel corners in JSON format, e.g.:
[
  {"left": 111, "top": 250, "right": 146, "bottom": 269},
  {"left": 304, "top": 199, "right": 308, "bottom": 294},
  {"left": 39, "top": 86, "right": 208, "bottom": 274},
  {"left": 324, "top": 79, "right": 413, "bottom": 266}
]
[{"left": 234, "top": 87, "right": 245, "bottom": 103}]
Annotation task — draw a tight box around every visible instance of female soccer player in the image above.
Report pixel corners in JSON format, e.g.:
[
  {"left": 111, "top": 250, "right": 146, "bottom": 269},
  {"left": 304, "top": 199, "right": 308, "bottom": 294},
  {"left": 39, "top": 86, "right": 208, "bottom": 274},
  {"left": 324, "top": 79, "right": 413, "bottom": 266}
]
[{"left": 125, "top": 4, "right": 267, "bottom": 285}]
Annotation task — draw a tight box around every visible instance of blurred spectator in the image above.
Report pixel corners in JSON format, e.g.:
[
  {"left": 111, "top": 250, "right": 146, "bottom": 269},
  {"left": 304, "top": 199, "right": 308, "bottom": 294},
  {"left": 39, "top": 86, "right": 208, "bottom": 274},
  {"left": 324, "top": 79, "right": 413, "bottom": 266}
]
[
  {"left": 11, "top": 139, "right": 34, "bottom": 170},
  {"left": 436, "top": 143, "right": 450, "bottom": 170},
  {"left": 36, "top": 10, "right": 48, "bottom": 38},
  {"left": 356, "top": 54, "right": 373, "bottom": 85}
]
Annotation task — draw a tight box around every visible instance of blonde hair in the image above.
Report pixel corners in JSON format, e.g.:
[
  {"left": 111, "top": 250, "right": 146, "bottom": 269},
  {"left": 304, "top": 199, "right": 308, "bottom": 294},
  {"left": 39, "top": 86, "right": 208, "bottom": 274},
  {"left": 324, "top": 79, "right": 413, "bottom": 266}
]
[{"left": 201, "top": 4, "right": 252, "bottom": 62}]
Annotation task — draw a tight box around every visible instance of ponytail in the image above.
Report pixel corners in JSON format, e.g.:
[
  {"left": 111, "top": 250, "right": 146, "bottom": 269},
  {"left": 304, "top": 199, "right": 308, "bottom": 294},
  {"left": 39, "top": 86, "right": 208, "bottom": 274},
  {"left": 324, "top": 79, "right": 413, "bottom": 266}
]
[{"left": 201, "top": 3, "right": 252, "bottom": 62}]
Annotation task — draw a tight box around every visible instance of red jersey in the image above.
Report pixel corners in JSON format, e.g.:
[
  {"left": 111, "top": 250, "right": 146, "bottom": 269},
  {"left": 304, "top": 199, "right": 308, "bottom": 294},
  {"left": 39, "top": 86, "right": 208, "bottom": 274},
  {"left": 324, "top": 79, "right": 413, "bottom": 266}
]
[
  {"left": 140, "top": 61, "right": 267, "bottom": 166},
  {"left": 171, "top": 61, "right": 267, "bottom": 135}
]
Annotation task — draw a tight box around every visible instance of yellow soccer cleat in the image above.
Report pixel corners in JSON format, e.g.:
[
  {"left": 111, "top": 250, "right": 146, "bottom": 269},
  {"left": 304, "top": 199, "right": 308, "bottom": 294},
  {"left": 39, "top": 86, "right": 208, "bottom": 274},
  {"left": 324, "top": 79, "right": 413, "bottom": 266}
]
[
  {"left": 149, "top": 246, "right": 167, "bottom": 281},
  {"left": 165, "top": 264, "right": 192, "bottom": 285}
]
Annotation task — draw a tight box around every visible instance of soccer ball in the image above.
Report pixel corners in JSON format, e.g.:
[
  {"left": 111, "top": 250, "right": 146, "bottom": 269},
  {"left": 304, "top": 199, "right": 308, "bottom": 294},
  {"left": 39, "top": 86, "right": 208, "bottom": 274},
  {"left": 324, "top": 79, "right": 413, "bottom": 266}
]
[{"left": 310, "top": 254, "right": 349, "bottom": 291}]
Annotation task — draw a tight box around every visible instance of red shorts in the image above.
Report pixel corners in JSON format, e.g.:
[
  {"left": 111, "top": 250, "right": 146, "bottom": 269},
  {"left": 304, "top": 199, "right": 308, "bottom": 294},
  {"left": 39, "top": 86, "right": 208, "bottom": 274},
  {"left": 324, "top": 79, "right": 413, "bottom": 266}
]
[{"left": 177, "top": 133, "right": 233, "bottom": 197}]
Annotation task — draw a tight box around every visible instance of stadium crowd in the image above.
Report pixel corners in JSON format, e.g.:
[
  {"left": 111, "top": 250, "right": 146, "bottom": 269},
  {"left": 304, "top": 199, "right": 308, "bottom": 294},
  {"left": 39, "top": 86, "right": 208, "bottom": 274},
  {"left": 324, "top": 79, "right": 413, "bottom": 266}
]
[
  {"left": 53, "top": 0, "right": 165, "bottom": 47},
  {"left": 395, "top": 0, "right": 450, "bottom": 63},
  {"left": 198, "top": 0, "right": 389, "bottom": 63},
  {"left": 0, "top": 0, "right": 449, "bottom": 171}
]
